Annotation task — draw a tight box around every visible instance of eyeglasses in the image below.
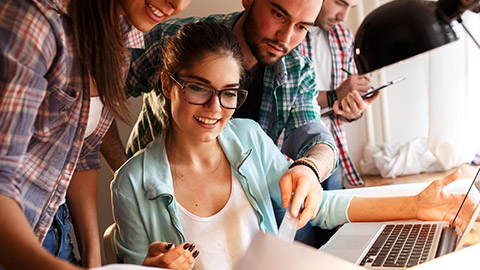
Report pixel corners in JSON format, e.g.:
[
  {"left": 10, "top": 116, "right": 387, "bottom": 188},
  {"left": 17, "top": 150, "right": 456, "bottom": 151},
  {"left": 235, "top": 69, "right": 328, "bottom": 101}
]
[{"left": 169, "top": 75, "right": 248, "bottom": 110}]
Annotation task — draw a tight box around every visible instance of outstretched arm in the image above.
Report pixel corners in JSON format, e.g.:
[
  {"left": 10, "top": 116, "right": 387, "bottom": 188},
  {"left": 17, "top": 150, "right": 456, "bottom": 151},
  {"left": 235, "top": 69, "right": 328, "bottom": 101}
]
[{"left": 348, "top": 170, "right": 475, "bottom": 231}]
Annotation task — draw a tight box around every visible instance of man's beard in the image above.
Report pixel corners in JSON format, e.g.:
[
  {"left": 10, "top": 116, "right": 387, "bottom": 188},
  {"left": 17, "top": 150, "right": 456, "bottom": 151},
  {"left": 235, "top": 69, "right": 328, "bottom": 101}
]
[{"left": 243, "top": 6, "right": 288, "bottom": 66}]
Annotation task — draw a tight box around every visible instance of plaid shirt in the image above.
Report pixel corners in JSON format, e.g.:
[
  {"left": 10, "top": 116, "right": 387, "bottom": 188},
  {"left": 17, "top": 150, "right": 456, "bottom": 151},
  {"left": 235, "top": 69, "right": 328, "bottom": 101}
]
[
  {"left": 297, "top": 24, "right": 364, "bottom": 186},
  {"left": 125, "top": 12, "right": 338, "bottom": 168},
  {"left": 0, "top": 0, "right": 143, "bottom": 241}
]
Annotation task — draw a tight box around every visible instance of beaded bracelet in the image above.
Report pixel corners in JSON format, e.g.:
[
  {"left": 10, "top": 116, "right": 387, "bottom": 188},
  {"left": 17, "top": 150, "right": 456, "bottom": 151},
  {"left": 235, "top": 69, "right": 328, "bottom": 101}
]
[{"left": 288, "top": 157, "right": 320, "bottom": 182}]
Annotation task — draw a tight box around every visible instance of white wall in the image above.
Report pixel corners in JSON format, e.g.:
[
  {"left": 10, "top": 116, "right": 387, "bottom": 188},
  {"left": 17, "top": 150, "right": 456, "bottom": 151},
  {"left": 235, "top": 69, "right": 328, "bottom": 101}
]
[
  {"left": 343, "top": 1, "right": 432, "bottom": 173},
  {"left": 342, "top": 2, "right": 479, "bottom": 174},
  {"left": 343, "top": 54, "right": 431, "bottom": 172}
]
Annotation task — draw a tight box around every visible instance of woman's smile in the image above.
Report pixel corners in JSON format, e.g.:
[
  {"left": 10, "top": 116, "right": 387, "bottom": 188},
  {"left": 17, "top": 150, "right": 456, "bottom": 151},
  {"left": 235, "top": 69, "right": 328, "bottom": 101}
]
[{"left": 194, "top": 115, "right": 221, "bottom": 126}]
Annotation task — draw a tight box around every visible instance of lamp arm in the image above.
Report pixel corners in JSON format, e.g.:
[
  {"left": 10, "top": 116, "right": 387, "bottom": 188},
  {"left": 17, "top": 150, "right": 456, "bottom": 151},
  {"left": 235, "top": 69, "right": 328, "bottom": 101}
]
[
  {"left": 458, "top": 18, "right": 480, "bottom": 49},
  {"left": 437, "top": 0, "right": 480, "bottom": 49},
  {"left": 438, "top": 0, "right": 480, "bottom": 20}
]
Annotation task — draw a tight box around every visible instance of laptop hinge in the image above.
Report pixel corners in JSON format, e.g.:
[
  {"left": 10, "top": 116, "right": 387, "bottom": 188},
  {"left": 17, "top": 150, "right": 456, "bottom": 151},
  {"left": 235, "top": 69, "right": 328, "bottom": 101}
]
[{"left": 435, "top": 226, "right": 458, "bottom": 258}]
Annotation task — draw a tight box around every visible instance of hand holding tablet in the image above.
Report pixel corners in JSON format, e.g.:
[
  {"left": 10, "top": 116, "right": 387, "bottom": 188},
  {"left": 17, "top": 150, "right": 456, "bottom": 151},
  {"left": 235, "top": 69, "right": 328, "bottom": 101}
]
[
  {"left": 362, "top": 77, "right": 406, "bottom": 99},
  {"left": 341, "top": 68, "right": 406, "bottom": 99}
]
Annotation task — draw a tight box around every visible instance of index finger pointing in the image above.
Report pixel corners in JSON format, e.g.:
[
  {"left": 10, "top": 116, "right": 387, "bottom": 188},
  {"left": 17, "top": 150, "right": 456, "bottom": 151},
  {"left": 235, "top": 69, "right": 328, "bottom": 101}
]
[{"left": 279, "top": 174, "right": 293, "bottom": 209}]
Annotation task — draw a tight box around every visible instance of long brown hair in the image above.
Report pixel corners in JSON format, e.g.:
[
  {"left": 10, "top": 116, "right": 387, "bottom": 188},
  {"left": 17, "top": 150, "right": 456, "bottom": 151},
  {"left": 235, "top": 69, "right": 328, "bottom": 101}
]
[{"left": 69, "top": 0, "right": 129, "bottom": 122}]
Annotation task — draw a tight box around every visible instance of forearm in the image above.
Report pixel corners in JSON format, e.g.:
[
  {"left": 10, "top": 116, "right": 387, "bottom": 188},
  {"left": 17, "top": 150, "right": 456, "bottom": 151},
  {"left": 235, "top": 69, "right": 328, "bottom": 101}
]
[
  {"left": 304, "top": 143, "right": 336, "bottom": 182},
  {"left": 348, "top": 196, "right": 417, "bottom": 222},
  {"left": 0, "top": 195, "right": 80, "bottom": 270},
  {"left": 66, "top": 170, "right": 101, "bottom": 268},
  {"left": 101, "top": 120, "right": 128, "bottom": 172},
  {"left": 317, "top": 91, "right": 328, "bottom": 108}
]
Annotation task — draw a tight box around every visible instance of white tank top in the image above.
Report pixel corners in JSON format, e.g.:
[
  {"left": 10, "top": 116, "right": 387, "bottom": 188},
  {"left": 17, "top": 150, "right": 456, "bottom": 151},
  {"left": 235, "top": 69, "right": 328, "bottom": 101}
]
[
  {"left": 84, "top": 96, "right": 103, "bottom": 138},
  {"left": 309, "top": 26, "right": 333, "bottom": 91},
  {"left": 177, "top": 171, "right": 260, "bottom": 270},
  {"left": 309, "top": 26, "right": 334, "bottom": 132}
]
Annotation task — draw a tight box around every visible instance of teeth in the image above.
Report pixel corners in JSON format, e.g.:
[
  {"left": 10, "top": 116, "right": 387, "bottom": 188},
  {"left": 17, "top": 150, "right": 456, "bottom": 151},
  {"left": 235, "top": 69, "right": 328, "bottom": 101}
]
[
  {"left": 146, "top": 1, "right": 165, "bottom": 17},
  {"left": 194, "top": 116, "right": 218, "bottom": 125}
]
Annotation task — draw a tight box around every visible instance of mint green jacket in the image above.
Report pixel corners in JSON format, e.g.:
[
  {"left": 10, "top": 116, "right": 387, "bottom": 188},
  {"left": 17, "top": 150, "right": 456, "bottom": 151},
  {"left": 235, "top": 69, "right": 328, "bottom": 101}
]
[{"left": 112, "top": 119, "right": 352, "bottom": 264}]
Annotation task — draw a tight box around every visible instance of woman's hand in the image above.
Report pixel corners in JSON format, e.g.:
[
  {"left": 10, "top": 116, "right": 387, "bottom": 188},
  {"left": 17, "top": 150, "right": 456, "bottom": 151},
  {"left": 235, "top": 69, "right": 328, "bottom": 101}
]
[
  {"left": 416, "top": 169, "right": 476, "bottom": 232},
  {"left": 142, "top": 242, "right": 199, "bottom": 270}
]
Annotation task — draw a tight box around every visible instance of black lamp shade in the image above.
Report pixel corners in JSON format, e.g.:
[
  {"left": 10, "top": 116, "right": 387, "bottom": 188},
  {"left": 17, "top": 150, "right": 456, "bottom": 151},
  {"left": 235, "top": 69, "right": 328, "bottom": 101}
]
[{"left": 354, "top": 0, "right": 458, "bottom": 74}]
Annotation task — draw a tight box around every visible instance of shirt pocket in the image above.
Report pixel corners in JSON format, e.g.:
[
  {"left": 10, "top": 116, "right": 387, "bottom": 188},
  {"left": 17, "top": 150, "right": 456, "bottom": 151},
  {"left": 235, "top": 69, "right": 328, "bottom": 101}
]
[{"left": 34, "top": 86, "right": 79, "bottom": 139}]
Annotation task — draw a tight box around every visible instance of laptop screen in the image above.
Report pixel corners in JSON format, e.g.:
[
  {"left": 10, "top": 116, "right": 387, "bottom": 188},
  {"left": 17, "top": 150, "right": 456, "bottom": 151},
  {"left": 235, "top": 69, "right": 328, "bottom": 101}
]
[{"left": 453, "top": 168, "right": 480, "bottom": 248}]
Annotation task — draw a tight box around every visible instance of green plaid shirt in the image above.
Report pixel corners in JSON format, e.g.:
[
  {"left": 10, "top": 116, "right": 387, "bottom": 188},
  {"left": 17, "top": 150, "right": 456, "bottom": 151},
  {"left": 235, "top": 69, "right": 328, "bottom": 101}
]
[{"left": 125, "top": 12, "right": 338, "bottom": 166}]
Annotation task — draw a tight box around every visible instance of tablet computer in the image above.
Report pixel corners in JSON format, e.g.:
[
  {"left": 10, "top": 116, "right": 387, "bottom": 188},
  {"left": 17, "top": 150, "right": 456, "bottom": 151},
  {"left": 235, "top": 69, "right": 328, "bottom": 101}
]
[{"left": 362, "top": 77, "right": 406, "bottom": 99}]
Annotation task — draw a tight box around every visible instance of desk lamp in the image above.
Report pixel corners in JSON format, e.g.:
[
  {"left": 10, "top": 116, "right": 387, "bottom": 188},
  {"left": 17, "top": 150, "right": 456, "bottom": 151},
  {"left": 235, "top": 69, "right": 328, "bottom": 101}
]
[{"left": 354, "top": 0, "right": 480, "bottom": 74}]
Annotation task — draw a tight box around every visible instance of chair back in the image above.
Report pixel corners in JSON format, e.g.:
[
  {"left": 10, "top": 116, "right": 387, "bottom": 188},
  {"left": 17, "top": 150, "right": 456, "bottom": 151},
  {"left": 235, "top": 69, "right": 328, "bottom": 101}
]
[{"left": 103, "top": 223, "right": 118, "bottom": 264}]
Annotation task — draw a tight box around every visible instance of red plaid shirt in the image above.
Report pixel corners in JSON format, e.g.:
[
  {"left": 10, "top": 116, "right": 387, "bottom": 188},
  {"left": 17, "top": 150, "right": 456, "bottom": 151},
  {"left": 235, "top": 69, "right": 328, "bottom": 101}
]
[
  {"left": 0, "top": 0, "right": 143, "bottom": 241},
  {"left": 297, "top": 24, "right": 364, "bottom": 186}
]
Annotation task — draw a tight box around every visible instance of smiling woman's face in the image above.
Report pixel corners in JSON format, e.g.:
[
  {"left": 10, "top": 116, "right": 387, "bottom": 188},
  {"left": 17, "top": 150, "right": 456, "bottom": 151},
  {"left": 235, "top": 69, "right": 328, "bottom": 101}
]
[
  {"left": 117, "top": 0, "right": 191, "bottom": 32},
  {"left": 165, "top": 53, "right": 242, "bottom": 144}
]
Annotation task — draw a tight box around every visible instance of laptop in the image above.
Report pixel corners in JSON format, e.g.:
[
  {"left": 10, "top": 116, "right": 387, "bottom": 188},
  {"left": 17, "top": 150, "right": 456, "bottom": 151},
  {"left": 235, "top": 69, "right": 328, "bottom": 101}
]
[{"left": 320, "top": 169, "right": 480, "bottom": 269}]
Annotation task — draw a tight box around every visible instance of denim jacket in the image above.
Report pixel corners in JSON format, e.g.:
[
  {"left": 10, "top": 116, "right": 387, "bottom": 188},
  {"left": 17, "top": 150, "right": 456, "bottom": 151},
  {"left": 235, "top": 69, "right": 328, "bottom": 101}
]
[{"left": 112, "top": 119, "right": 352, "bottom": 264}]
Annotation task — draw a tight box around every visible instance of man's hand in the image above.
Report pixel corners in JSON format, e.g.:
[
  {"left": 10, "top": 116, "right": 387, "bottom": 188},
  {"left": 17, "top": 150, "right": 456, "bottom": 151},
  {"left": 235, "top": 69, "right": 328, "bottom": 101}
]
[
  {"left": 142, "top": 242, "right": 199, "bottom": 270},
  {"left": 336, "top": 74, "right": 372, "bottom": 101},
  {"left": 333, "top": 90, "right": 380, "bottom": 120},
  {"left": 278, "top": 165, "right": 323, "bottom": 229},
  {"left": 416, "top": 169, "right": 476, "bottom": 232}
]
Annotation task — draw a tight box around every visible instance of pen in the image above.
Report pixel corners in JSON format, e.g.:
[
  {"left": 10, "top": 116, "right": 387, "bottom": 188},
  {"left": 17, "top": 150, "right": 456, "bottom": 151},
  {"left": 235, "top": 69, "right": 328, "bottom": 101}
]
[
  {"left": 342, "top": 68, "right": 375, "bottom": 90},
  {"left": 341, "top": 68, "right": 352, "bottom": 76}
]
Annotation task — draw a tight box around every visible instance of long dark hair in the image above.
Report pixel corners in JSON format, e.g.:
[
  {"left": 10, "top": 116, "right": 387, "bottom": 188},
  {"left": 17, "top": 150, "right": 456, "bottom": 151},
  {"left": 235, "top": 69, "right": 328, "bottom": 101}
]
[
  {"left": 156, "top": 21, "right": 244, "bottom": 130},
  {"left": 69, "top": 0, "right": 129, "bottom": 122}
]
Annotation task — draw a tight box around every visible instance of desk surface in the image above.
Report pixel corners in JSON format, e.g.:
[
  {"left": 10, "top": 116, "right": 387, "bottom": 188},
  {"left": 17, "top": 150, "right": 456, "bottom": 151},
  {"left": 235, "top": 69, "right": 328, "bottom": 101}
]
[
  {"left": 354, "top": 163, "right": 478, "bottom": 188},
  {"left": 348, "top": 163, "right": 480, "bottom": 248}
]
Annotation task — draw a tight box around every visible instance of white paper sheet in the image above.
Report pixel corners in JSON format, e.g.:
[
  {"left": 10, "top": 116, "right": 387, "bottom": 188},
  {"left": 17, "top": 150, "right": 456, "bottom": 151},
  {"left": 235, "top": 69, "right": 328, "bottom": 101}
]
[
  {"left": 234, "top": 231, "right": 363, "bottom": 270},
  {"left": 277, "top": 205, "right": 299, "bottom": 242}
]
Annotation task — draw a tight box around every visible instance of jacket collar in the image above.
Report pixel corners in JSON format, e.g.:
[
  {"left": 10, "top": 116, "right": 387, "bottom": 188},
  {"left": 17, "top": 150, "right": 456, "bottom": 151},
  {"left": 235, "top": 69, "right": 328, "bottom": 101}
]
[{"left": 141, "top": 122, "right": 252, "bottom": 200}]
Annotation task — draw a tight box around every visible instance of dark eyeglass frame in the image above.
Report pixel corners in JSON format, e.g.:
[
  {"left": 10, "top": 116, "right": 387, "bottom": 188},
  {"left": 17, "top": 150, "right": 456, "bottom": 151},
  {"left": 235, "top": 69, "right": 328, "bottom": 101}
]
[{"left": 168, "top": 75, "right": 248, "bottom": 110}]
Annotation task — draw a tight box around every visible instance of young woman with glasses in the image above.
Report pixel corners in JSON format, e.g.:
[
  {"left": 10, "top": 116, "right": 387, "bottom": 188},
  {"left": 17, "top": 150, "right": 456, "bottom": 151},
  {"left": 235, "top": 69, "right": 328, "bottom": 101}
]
[{"left": 111, "top": 21, "right": 475, "bottom": 270}]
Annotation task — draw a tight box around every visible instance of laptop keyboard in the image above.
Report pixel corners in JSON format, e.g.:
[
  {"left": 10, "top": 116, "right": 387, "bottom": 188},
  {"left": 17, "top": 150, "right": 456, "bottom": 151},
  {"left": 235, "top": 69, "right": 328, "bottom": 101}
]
[{"left": 360, "top": 224, "right": 436, "bottom": 268}]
